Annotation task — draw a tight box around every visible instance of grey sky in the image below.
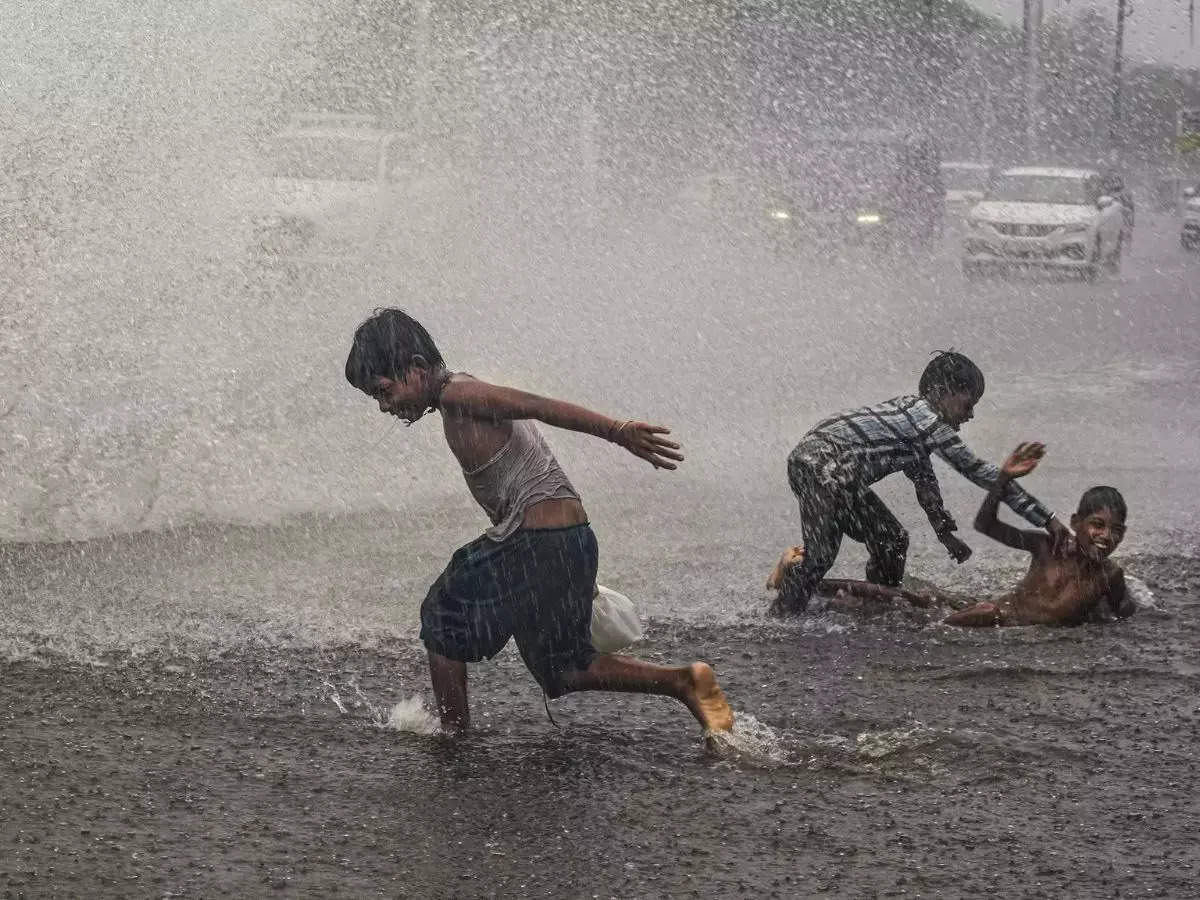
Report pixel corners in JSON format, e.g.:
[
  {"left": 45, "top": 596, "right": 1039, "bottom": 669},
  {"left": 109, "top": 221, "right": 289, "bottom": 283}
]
[{"left": 973, "top": 0, "right": 1200, "bottom": 66}]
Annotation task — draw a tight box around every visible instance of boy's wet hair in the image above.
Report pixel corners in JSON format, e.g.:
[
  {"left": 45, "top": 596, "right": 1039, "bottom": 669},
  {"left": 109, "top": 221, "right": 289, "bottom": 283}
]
[
  {"left": 345, "top": 307, "right": 445, "bottom": 393},
  {"left": 1076, "top": 486, "right": 1127, "bottom": 521},
  {"left": 919, "top": 350, "right": 986, "bottom": 402}
]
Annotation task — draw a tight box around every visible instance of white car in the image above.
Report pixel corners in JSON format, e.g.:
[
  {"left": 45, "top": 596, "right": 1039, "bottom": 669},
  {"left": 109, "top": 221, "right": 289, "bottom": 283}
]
[
  {"left": 252, "top": 113, "right": 404, "bottom": 265},
  {"left": 962, "top": 166, "right": 1126, "bottom": 279}
]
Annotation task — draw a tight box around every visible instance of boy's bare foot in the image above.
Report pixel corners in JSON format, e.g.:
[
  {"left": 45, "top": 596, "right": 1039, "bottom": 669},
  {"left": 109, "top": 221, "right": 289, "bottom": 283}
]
[
  {"left": 766, "top": 545, "right": 806, "bottom": 589},
  {"left": 682, "top": 662, "right": 734, "bottom": 733}
]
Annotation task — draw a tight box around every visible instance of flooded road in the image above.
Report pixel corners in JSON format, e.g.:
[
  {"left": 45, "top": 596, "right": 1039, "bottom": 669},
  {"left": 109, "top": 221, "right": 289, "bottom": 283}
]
[
  {"left": 3, "top": 211, "right": 1200, "bottom": 896},
  {"left": 2, "top": 563, "right": 1198, "bottom": 897}
]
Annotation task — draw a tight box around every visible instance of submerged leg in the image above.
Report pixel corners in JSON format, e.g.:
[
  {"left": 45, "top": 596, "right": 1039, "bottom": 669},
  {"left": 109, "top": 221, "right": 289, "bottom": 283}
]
[
  {"left": 427, "top": 651, "right": 470, "bottom": 733},
  {"left": 558, "top": 655, "right": 734, "bottom": 732},
  {"left": 820, "top": 578, "right": 934, "bottom": 609},
  {"left": 943, "top": 602, "right": 1004, "bottom": 627}
]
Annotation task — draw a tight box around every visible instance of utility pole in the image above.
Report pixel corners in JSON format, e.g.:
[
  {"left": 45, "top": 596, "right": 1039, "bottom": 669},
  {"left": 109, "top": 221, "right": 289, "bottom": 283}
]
[
  {"left": 1109, "top": 0, "right": 1130, "bottom": 160},
  {"left": 1023, "top": 0, "right": 1043, "bottom": 158}
]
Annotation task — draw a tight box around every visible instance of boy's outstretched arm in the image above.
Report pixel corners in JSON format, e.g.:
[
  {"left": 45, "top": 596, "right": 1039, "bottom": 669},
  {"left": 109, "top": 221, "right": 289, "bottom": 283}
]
[
  {"left": 974, "top": 443, "right": 1049, "bottom": 553},
  {"left": 905, "top": 457, "right": 972, "bottom": 563},
  {"left": 926, "top": 420, "right": 1058, "bottom": 531},
  {"left": 439, "top": 377, "right": 684, "bottom": 469}
]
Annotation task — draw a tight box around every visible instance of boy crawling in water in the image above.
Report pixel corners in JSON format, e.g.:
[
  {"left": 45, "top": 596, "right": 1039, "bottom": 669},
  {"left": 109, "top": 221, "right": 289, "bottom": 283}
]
[
  {"left": 768, "top": 443, "right": 1132, "bottom": 625},
  {"left": 944, "top": 442, "right": 1133, "bottom": 626}
]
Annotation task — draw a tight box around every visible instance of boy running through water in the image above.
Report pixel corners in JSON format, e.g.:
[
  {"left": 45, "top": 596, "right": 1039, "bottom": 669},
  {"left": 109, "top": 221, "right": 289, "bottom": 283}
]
[
  {"left": 776, "top": 351, "right": 1071, "bottom": 614},
  {"left": 345, "top": 308, "right": 733, "bottom": 735},
  {"left": 945, "top": 443, "right": 1132, "bottom": 626}
]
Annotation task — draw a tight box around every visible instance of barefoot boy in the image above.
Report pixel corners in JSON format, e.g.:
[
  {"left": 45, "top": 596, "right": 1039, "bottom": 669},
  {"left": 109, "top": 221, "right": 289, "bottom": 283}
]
[
  {"left": 944, "top": 443, "right": 1132, "bottom": 627},
  {"left": 776, "top": 350, "right": 1071, "bottom": 614},
  {"left": 345, "top": 308, "right": 733, "bottom": 735}
]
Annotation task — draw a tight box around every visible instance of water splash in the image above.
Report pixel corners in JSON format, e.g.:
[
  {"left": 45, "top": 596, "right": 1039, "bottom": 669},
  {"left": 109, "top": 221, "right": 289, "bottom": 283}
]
[
  {"left": 322, "top": 678, "right": 349, "bottom": 714},
  {"left": 853, "top": 724, "right": 940, "bottom": 760},
  {"left": 705, "top": 712, "right": 792, "bottom": 766},
  {"left": 378, "top": 695, "right": 440, "bottom": 735},
  {"left": 323, "top": 676, "right": 440, "bottom": 735},
  {"left": 708, "top": 711, "right": 951, "bottom": 774},
  {"left": 1126, "top": 574, "right": 1159, "bottom": 611}
]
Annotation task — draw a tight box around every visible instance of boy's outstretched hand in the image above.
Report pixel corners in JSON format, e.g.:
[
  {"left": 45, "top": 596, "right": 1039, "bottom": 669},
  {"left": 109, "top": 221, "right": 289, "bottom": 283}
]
[
  {"left": 939, "top": 532, "right": 973, "bottom": 563},
  {"left": 610, "top": 421, "right": 684, "bottom": 470},
  {"left": 1001, "top": 442, "right": 1045, "bottom": 479}
]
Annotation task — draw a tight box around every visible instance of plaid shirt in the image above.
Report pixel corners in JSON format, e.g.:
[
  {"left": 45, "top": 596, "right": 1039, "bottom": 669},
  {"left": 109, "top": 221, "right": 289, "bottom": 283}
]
[{"left": 791, "top": 395, "right": 1053, "bottom": 532}]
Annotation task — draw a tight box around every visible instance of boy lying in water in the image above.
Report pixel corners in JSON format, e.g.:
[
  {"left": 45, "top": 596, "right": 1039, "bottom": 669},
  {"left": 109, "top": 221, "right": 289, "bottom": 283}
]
[
  {"left": 944, "top": 442, "right": 1132, "bottom": 626},
  {"left": 768, "top": 443, "right": 1133, "bottom": 625}
]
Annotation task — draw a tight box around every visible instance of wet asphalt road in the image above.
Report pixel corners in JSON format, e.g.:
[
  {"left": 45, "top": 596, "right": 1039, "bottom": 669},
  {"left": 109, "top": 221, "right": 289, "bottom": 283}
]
[{"left": 2, "top": 551, "right": 1199, "bottom": 900}]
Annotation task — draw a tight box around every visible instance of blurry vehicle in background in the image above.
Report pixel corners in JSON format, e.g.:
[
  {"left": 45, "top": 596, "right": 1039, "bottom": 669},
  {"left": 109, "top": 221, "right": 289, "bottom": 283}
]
[
  {"left": 251, "top": 113, "right": 402, "bottom": 267},
  {"left": 962, "top": 167, "right": 1126, "bottom": 280},
  {"left": 940, "top": 161, "right": 994, "bottom": 223},
  {"left": 1181, "top": 185, "right": 1200, "bottom": 250},
  {"left": 762, "top": 130, "right": 944, "bottom": 254}
]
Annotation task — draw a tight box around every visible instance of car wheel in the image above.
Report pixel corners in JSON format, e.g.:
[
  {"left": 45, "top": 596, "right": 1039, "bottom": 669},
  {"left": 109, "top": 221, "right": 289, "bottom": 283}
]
[{"left": 1183, "top": 234, "right": 1200, "bottom": 252}]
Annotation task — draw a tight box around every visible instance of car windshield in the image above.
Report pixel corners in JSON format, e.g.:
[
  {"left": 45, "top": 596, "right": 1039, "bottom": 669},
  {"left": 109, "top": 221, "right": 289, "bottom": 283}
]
[
  {"left": 785, "top": 143, "right": 904, "bottom": 207},
  {"left": 942, "top": 166, "right": 990, "bottom": 192},
  {"left": 990, "top": 174, "right": 1092, "bottom": 205},
  {"left": 269, "top": 137, "right": 381, "bottom": 181}
]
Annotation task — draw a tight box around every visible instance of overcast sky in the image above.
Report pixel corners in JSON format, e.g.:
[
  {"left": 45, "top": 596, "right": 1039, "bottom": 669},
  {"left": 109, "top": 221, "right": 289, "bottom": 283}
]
[{"left": 973, "top": 0, "right": 1200, "bottom": 66}]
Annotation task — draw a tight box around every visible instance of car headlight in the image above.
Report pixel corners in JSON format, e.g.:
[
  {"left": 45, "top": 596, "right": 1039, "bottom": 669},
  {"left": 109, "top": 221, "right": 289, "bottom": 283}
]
[
  {"left": 769, "top": 209, "right": 791, "bottom": 220},
  {"left": 1060, "top": 222, "right": 1091, "bottom": 234},
  {"left": 855, "top": 212, "right": 882, "bottom": 225}
]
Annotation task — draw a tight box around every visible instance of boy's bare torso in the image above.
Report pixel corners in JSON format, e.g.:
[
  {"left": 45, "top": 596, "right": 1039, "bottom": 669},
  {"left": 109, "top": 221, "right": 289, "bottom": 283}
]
[
  {"left": 439, "top": 374, "right": 588, "bottom": 530},
  {"left": 992, "top": 541, "right": 1120, "bottom": 626}
]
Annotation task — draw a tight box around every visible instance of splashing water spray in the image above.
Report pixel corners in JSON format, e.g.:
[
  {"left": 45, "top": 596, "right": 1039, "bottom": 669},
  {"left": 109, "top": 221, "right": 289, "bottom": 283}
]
[{"left": 323, "top": 677, "right": 439, "bottom": 735}]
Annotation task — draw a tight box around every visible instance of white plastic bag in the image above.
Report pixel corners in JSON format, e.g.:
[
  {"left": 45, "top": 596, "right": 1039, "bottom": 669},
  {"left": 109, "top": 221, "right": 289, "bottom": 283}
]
[{"left": 590, "top": 583, "right": 643, "bottom": 652}]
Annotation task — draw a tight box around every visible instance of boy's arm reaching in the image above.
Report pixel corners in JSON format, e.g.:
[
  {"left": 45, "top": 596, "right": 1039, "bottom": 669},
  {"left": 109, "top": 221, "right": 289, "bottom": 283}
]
[
  {"left": 926, "top": 421, "right": 1060, "bottom": 532},
  {"left": 973, "top": 443, "right": 1050, "bottom": 553},
  {"left": 905, "top": 457, "right": 972, "bottom": 563},
  {"left": 932, "top": 431, "right": 1050, "bottom": 523},
  {"left": 439, "top": 377, "right": 684, "bottom": 469}
]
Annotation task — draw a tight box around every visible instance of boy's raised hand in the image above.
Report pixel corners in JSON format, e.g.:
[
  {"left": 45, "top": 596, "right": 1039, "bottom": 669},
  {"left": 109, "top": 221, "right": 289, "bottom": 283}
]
[
  {"left": 610, "top": 421, "right": 684, "bottom": 470},
  {"left": 1001, "top": 442, "right": 1045, "bottom": 479}
]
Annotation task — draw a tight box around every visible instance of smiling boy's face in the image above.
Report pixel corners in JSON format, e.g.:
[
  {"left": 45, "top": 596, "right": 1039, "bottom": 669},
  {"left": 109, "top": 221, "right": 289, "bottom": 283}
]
[{"left": 1070, "top": 506, "right": 1126, "bottom": 560}]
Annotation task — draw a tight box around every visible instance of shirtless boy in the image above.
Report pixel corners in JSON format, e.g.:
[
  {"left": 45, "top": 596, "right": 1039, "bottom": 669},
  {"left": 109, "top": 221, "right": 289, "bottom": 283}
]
[
  {"left": 345, "top": 308, "right": 733, "bottom": 735},
  {"left": 944, "top": 442, "right": 1132, "bottom": 626}
]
